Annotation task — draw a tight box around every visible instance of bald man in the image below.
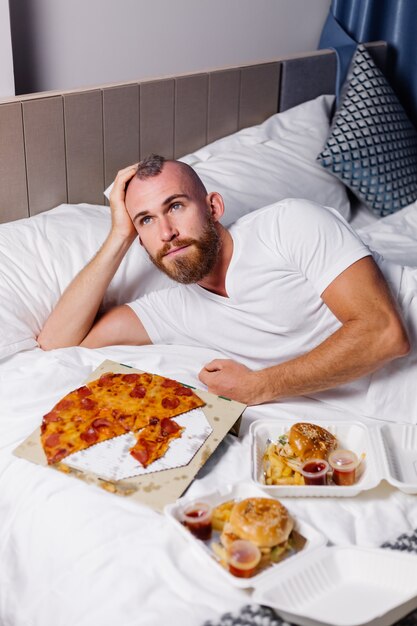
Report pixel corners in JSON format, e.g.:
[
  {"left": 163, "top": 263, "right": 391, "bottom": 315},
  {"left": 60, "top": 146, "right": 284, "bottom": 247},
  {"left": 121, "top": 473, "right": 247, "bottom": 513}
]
[{"left": 38, "top": 155, "right": 409, "bottom": 405}]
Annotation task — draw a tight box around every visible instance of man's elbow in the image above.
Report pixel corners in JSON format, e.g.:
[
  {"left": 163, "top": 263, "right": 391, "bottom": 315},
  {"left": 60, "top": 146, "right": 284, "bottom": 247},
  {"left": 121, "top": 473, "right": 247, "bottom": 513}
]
[
  {"left": 379, "top": 317, "right": 410, "bottom": 361},
  {"left": 37, "top": 332, "right": 77, "bottom": 351},
  {"left": 37, "top": 333, "right": 59, "bottom": 351}
]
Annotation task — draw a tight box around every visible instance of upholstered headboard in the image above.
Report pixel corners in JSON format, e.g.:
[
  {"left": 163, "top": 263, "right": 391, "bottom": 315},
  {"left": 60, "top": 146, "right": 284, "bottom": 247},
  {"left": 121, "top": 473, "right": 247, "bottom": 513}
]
[{"left": 0, "top": 42, "right": 387, "bottom": 224}]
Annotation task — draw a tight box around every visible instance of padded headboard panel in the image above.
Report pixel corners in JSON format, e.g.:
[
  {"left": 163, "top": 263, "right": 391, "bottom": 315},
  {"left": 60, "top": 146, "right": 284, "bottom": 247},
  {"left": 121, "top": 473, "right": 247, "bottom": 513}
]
[{"left": 0, "top": 42, "right": 387, "bottom": 224}]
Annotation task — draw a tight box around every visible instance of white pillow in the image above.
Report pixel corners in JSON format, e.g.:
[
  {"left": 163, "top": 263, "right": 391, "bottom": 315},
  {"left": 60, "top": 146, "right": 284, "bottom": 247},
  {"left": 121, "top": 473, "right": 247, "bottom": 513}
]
[
  {"left": 181, "top": 95, "right": 351, "bottom": 224},
  {"left": 104, "top": 95, "right": 351, "bottom": 224},
  {"left": 0, "top": 204, "right": 173, "bottom": 359}
]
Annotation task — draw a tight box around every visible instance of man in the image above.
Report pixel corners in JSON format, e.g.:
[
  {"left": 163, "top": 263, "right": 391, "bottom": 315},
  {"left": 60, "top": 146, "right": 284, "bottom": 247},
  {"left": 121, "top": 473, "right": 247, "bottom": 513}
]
[{"left": 37, "top": 155, "right": 410, "bottom": 406}]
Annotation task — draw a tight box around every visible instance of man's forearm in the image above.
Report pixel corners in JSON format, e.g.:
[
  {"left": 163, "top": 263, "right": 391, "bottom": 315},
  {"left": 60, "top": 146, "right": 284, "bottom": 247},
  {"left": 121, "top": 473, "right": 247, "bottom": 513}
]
[
  {"left": 37, "top": 233, "right": 134, "bottom": 349},
  {"left": 199, "top": 316, "right": 409, "bottom": 405},
  {"left": 254, "top": 318, "right": 409, "bottom": 404}
]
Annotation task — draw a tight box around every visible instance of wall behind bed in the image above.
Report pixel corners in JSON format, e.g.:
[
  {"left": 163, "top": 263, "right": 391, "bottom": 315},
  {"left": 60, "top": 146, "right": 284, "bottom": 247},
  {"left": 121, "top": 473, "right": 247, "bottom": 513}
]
[{"left": 10, "top": 0, "right": 331, "bottom": 94}]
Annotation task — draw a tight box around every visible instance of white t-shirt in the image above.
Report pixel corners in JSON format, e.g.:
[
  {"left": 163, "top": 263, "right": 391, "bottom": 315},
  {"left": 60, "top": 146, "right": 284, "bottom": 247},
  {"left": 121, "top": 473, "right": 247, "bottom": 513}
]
[{"left": 128, "top": 199, "right": 370, "bottom": 371}]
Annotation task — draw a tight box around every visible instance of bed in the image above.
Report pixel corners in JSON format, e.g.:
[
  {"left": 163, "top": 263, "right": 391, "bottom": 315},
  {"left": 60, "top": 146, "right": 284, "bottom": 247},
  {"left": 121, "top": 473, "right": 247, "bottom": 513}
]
[{"left": 2, "top": 41, "right": 417, "bottom": 626}]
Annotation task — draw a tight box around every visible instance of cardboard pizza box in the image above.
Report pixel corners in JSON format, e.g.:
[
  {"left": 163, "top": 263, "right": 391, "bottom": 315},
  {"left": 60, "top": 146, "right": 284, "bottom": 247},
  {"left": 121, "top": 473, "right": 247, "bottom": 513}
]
[{"left": 13, "top": 359, "right": 245, "bottom": 512}]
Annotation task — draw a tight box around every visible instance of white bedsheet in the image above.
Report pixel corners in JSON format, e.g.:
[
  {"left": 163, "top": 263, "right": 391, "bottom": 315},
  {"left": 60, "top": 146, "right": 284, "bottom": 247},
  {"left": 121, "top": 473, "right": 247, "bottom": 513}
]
[
  {"left": 2, "top": 201, "right": 417, "bottom": 626},
  {"left": 358, "top": 200, "right": 417, "bottom": 267}
]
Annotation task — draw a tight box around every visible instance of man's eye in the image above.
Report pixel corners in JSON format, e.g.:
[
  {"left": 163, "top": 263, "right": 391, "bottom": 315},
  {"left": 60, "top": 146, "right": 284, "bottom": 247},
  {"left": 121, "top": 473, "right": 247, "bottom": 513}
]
[
  {"left": 141, "top": 216, "right": 152, "bottom": 226},
  {"left": 170, "top": 203, "right": 182, "bottom": 211}
]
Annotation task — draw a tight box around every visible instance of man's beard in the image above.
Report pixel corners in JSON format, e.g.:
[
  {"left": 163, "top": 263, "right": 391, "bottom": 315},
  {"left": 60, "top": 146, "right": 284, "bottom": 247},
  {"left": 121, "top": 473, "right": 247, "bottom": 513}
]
[{"left": 147, "top": 217, "right": 221, "bottom": 284}]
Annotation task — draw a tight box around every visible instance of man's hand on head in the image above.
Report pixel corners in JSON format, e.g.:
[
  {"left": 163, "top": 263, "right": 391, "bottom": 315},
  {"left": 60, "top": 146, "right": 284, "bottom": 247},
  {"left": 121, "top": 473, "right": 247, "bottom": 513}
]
[
  {"left": 109, "top": 164, "right": 139, "bottom": 243},
  {"left": 198, "top": 359, "right": 266, "bottom": 405}
]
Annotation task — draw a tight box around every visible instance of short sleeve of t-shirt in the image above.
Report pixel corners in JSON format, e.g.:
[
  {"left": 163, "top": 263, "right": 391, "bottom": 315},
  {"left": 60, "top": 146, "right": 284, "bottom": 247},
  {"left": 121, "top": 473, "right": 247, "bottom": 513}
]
[
  {"left": 127, "top": 286, "right": 193, "bottom": 346},
  {"left": 261, "top": 198, "right": 371, "bottom": 295}
]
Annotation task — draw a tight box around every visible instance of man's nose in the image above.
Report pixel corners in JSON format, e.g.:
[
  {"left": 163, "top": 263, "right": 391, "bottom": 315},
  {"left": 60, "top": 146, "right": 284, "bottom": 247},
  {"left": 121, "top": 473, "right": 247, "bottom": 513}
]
[{"left": 159, "top": 217, "right": 178, "bottom": 242}]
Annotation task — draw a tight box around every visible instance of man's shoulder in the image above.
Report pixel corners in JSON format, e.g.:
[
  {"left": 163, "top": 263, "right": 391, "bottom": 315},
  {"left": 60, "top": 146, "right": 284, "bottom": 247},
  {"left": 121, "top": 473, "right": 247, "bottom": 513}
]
[{"left": 229, "top": 198, "right": 327, "bottom": 231}]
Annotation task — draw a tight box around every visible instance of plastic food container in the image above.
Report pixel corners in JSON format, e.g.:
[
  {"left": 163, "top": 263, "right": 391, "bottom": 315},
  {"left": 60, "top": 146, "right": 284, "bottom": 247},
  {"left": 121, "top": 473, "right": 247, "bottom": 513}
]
[
  {"left": 181, "top": 501, "right": 212, "bottom": 540},
  {"left": 251, "top": 419, "right": 417, "bottom": 497},
  {"left": 227, "top": 539, "right": 261, "bottom": 578},
  {"left": 300, "top": 459, "right": 330, "bottom": 485},
  {"left": 164, "top": 482, "right": 326, "bottom": 588},
  {"left": 166, "top": 483, "right": 417, "bottom": 625},
  {"left": 328, "top": 449, "right": 359, "bottom": 486},
  {"left": 252, "top": 546, "right": 417, "bottom": 626}
]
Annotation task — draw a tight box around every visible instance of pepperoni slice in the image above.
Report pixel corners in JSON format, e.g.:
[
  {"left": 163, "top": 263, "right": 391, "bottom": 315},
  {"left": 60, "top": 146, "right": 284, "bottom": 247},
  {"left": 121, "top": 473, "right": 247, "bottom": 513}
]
[
  {"left": 76, "top": 386, "right": 92, "bottom": 398},
  {"left": 162, "top": 378, "right": 178, "bottom": 388},
  {"left": 49, "top": 448, "right": 68, "bottom": 464},
  {"left": 80, "top": 427, "right": 99, "bottom": 444},
  {"left": 174, "top": 386, "right": 193, "bottom": 396},
  {"left": 130, "top": 442, "right": 149, "bottom": 465},
  {"left": 80, "top": 397, "right": 97, "bottom": 410},
  {"left": 161, "top": 418, "right": 180, "bottom": 436},
  {"left": 45, "top": 433, "right": 61, "bottom": 447},
  {"left": 56, "top": 398, "right": 74, "bottom": 411},
  {"left": 121, "top": 373, "right": 140, "bottom": 384},
  {"left": 98, "top": 374, "right": 116, "bottom": 387},
  {"left": 92, "top": 418, "right": 111, "bottom": 429},
  {"left": 43, "top": 411, "right": 61, "bottom": 423},
  {"left": 117, "top": 415, "right": 132, "bottom": 432},
  {"left": 161, "top": 396, "right": 180, "bottom": 410},
  {"left": 130, "top": 385, "right": 146, "bottom": 399}
]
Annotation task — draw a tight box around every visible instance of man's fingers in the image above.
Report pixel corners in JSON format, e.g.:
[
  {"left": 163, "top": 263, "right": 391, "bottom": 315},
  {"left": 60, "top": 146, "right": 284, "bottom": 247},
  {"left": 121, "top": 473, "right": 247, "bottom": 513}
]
[
  {"left": 198, "top": 363, "right": 219, "bottom": 386},
  {"left": 111, "top": 164, "right": 139, "bottom": 196},
  {"left": 113, "top": 164, "right": 138, "bottom": 186},
  {"left": 116, "top": 163, "right": 139, "bottom": 177},
  {"left": 202, "top": 359, "right": 226, "bottom": 372}
]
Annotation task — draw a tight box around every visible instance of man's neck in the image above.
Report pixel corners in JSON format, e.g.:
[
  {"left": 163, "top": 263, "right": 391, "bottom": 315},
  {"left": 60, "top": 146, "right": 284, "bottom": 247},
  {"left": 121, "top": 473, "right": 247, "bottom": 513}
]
[{"left": 197, "top": 227, "right": 233, "bottom": 297}]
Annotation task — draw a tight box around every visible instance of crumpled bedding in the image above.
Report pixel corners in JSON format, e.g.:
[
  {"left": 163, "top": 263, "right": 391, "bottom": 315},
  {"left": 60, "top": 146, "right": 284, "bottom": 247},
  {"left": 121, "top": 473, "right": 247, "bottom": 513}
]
[{"left": 2, "top": 201, "right": 417, "bottom": 626}]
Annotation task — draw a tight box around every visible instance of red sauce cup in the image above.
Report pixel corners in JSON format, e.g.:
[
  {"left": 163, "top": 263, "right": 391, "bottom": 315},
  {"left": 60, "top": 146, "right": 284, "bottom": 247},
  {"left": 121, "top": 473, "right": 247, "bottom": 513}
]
[
  {"left": 328, "top": 449, "right": 359, "bottom": 486},
  {"left": 227, "top": 540, "right": 261, "bottom": 578},
  {"left": 300, "top": 459, "right": 330, "bottom": 485},
  {"left": 181, "top": 501, "right": 212, "bottom": 540}
]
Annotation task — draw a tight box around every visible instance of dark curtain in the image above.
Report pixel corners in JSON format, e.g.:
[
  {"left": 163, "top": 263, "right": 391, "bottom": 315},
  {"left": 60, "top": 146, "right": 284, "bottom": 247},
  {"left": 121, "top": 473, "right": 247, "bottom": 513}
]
[{"left": 322, "top": 0, "right": 417, "bottom": 128}]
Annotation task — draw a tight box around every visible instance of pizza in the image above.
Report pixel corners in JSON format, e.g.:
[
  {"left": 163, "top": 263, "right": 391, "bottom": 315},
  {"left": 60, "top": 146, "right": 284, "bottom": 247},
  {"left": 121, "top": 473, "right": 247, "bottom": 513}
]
[
  {"left": 41, "top": 371, "right": 205, "bottom": 466},
  {"left": 130, "top": 417, "right": 184, "bottom": 467}
]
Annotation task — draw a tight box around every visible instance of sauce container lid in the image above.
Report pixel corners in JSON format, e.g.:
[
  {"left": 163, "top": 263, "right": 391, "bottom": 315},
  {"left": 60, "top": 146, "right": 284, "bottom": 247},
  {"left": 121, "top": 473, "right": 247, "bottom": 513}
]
[
  {"left": 328, "top": 449, "right": 358, "bottom": 472},
  {"left": 299, "top": 458, "right": 329, "bottom": 478},
  {"left": 228, "top": 540, "right": 261, "bottom": 571},
  {"left": 181, "top": 501, "right": 212, "bottom": 524}
]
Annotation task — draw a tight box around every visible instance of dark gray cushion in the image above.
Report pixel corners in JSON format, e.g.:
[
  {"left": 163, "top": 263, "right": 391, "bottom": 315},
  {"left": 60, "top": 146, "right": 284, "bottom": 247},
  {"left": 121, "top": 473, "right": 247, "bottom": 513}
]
[{"left": 317, "top": 44, "right": 417, "bottom": 217}]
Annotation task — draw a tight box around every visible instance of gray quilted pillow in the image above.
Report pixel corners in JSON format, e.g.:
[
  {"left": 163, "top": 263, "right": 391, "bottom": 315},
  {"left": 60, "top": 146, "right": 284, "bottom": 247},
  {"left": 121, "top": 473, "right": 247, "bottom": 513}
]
[{"left": 317, "top": 44, "right": 417, "bottom": 217}]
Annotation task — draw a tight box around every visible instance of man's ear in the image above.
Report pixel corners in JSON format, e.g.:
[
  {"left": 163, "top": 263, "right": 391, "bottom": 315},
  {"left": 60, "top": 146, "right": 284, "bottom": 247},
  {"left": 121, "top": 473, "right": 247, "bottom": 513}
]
[{"left": 206, "top": 192, "right": 225, "bottom": 222}]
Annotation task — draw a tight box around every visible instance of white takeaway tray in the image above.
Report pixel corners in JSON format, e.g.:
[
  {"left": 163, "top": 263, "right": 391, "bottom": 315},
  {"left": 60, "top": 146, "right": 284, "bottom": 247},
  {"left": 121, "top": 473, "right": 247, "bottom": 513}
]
[
  {"left": 250, "top": 419, "right": 417, "bottom": 497},
  {"left": 165, "top": 483, "right": 417, "bottom": 625},
  {"left": 164, "top": 482, "right": 326, "bottom": 588},
  {"left": 252, "top": 545, "right": 417, "bottom": 626}
]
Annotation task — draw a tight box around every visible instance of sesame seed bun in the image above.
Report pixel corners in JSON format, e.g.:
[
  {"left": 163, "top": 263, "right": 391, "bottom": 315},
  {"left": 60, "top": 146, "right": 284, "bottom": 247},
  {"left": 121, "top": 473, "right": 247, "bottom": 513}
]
[
  {"left": 222, "top": 497, "right": 293, "bottom": 549},
  {"left": 288, "top": 422, "right": 337, "bottom": 461}
]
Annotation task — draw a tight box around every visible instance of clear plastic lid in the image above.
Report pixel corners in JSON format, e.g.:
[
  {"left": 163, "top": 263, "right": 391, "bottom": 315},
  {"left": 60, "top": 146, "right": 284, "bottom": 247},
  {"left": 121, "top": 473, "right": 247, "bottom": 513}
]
[{"left": 328, "top": 449, "right": 359, "bottom": 472}]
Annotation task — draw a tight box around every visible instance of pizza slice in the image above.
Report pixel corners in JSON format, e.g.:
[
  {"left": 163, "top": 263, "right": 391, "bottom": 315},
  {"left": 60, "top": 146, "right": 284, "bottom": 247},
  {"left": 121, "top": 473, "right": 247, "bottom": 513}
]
[
  {"left": 129, "top": 417, "right": 184, "bottom": 467},
  {"left": 87, "top": 371, "right": 205, "bottom": 431},
  {"left": 41, "top": 406, "right": 130, "bottom": 464}
]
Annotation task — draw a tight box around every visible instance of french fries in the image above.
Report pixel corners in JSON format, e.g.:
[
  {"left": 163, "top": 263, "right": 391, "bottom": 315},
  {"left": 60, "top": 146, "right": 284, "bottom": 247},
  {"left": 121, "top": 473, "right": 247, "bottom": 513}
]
[
  {"left": 212, "top": 499, "right": 235, "bottom": 531},
  {"left": 263, "top": 440, "right": 305, "bottom": 485}
]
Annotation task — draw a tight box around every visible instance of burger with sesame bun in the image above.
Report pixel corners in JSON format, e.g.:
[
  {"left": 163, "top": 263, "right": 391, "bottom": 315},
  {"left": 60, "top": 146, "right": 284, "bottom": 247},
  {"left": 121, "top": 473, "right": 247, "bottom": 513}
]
[
  {"left": 220, "top": 497, "right": 297, "bottom": 563},
  {"left": 288, "top": 422, "right": 337, "bottom": 461}
]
